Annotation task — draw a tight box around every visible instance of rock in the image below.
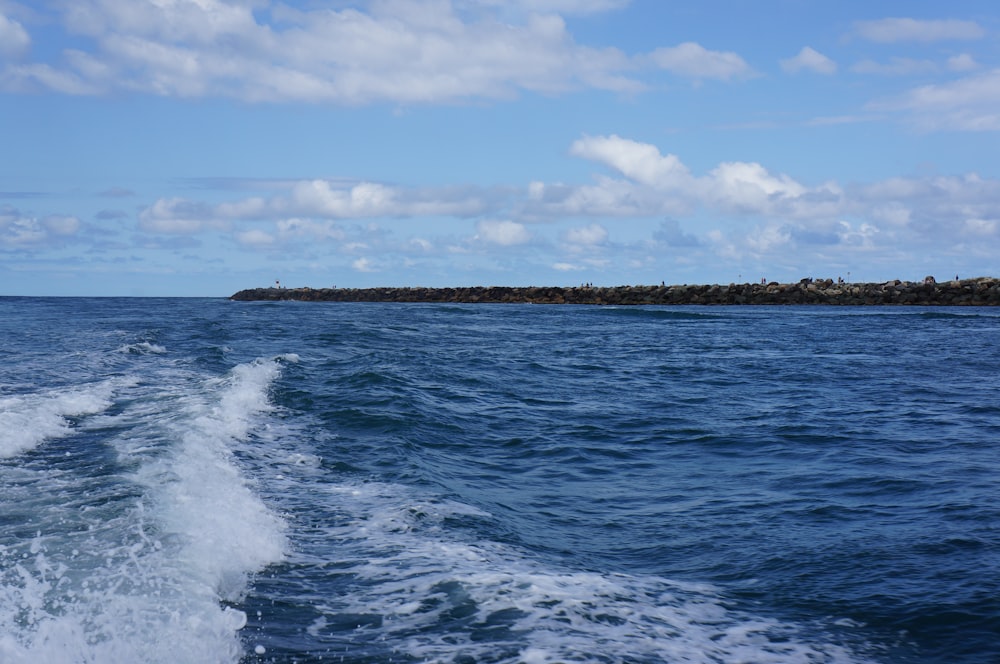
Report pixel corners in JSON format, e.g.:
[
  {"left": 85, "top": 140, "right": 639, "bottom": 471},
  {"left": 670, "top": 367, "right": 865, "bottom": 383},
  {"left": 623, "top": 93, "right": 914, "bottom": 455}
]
[{"left": 229, "top": 278, "right": 1000, "bottom": 306}]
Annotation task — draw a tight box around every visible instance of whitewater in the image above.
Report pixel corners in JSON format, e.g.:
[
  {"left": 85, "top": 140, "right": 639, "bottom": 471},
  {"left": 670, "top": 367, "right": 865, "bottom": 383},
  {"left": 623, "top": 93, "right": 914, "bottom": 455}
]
[{"left": 0, "top": 296, "right": 996, "bottom": 663}]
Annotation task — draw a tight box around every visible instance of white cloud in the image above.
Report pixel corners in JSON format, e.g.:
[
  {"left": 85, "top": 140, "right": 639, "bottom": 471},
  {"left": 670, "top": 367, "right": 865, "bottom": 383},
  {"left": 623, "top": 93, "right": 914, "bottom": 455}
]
[
  {"left": 0, "top": 12, "right": 30, "bottom": 58},
  {"left": 529, "top": 176, "right": 690, "bottom": 219},
  {"left": 870, "top": 68, "right": 1000, "bottom": 131},
  {"left": 118, "top": 135, "right": 1000, "bottom": 281},
  {"left": 562, "top": 135, "right": 822, "bottom": 219},
  {"left": 647, "top": 42, "right": 751, "bottom": 80},
  {"left": 156, "top": 180, "right": 488, "bottom": 226},
  {"left": 138, "top": 197, "right": 220, "bottom": 233},
  {"left": 352, "top": 257, "right": 376, "bottom": 272},
  {"left": 475, "top": 219, "right": 532, "bottom": 246},
  {"left": 854, "top": 18, "right": 985, "bottom": 43},
  {"left": 745, "top": 223, "right": 792, "bottom": 253},
  {"left": 0, "top": 209, "right": 81, "bottom": 247},
  {"left": 564, "top": 223, "right": 608, "bottom": 245},
  {"left": 780, "top": 47, "right": 836, "bottom": 75},
  {"left": 0, "top": 215, "right": 44, "bottom": 246},
  {"left": 708, "top": 161, "right": 806, "bottom": 212},
  {"left": 836, "top": 221, "right": 880, "bottom": 248},
  {"left": 7, "top": 0, "right": 643, "bottom": 102},
  {"left": 290, "top": 180, "right": 397, "bottom": 217},
  {"left": 570, "top": 134, "right": 691, "bottom": 189}
]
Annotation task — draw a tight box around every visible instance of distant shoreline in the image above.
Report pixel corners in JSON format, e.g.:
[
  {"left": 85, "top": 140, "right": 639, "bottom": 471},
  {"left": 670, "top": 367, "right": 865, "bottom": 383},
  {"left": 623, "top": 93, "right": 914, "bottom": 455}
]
[{"left": 232, "top": 277, "right": 1000, "bottom": 306}]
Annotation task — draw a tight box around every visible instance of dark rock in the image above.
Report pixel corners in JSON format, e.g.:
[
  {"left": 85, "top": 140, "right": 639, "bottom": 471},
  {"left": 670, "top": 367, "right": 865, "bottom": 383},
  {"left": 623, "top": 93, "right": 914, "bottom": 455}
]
[{"left": 230, "top": 278, "right": 1000, "bottom": 306}]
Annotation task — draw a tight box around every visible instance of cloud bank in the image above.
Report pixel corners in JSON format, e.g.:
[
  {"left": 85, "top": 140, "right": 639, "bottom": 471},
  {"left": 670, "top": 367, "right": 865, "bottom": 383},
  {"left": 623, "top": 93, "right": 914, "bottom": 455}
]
[
  {"left": 0, "top": 0, "right": 762, "bottom": 104},
  {"left": 99, "top": 134, "right": 998, "bottom": 280}
]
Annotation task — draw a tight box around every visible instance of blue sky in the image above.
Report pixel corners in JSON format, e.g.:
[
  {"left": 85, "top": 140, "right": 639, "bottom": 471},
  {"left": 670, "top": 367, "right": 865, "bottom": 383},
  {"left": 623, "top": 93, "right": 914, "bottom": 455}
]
[{"left": 2, "top": 0, "right": 999, "bottom": 296}]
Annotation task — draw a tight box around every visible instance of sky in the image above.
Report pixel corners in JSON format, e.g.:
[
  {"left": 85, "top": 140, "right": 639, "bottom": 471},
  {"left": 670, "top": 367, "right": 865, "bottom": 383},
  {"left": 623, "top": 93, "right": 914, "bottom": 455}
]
[{"left": 2, "top": 0, "right": 1000, "bottom": 296}]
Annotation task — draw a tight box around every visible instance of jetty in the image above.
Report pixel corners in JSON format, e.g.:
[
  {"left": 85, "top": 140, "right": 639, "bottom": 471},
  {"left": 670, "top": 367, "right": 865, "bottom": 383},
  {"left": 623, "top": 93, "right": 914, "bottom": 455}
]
[{"left": 231, "top": 277, "right": 1000, "bottom": 306}]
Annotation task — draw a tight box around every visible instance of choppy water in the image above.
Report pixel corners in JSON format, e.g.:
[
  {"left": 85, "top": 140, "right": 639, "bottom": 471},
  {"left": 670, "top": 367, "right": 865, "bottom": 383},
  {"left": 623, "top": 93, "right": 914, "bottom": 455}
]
[{"left": 0, "top": 297, "right": 997, "bottom": 663}]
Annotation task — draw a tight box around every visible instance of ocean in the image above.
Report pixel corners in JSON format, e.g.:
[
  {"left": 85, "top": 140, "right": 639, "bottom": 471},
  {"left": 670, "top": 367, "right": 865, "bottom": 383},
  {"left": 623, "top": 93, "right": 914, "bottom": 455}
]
[{"left": 0, "top": 297, "right": 997, "bottom": 663}]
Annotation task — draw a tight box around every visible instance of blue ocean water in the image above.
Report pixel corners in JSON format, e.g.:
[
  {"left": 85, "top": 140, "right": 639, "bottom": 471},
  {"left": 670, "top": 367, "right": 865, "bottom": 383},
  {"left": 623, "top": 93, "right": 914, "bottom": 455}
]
[{"left": 0, "top": 297, "right": 997, "bottom": 664}]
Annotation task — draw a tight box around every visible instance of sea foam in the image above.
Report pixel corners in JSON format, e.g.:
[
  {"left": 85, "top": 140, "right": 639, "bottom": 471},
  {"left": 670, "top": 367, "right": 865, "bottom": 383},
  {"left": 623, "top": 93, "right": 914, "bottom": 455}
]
[
  {"left": 0, "top": 380, "right": 122, "bottom": 458},
  {"left": 0, "top": 358, "right": 288, "bottom": 664},
  {"left": 280, "top": 481, "right": 869, "bottom": 663}
]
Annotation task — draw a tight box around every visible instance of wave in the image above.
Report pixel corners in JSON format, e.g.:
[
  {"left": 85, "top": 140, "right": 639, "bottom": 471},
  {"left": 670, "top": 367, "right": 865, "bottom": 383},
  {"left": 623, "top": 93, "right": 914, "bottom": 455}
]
[
  {"left": 0, "top": 379, "right": 128, "bottom": 458},
  {"left": 117, "top": 341, "right": 167, "bottom": 355},
  {"left": 273, "top": 481, "right": 872, "bottom": 663},
  {"left": 0, "top": 357, "right": 290, "bottom": 663}
]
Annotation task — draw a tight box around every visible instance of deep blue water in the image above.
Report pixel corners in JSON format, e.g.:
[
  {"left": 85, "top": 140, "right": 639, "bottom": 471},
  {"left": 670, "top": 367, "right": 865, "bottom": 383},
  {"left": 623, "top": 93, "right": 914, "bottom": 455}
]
[{"left": 0, "top": 297, "right": 998, "bottom": 663}]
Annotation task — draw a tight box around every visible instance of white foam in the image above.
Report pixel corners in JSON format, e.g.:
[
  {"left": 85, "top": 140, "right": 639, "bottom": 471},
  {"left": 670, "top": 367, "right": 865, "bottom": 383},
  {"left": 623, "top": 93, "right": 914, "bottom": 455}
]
[
  {"left": 134, "top": 357, "right": 288, "bottom": 600},
  {"left": 117, "top": 342, "right": 167, "bottom": 355},
  {"left": 0, "top": 380, "right": 123, "bottom": 458},
  {"left": 0, "top": 358, "right": 289, "bottom": 663},
  {"left": 299, "top": 481, "right": 870, "bottom": 664}
]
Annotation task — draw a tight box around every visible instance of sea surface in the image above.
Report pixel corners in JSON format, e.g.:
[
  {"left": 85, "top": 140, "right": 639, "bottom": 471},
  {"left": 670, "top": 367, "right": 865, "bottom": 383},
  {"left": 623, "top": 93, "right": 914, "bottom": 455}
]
[{"left": 0, "top": 297, "right": 997, "bottom": 664}]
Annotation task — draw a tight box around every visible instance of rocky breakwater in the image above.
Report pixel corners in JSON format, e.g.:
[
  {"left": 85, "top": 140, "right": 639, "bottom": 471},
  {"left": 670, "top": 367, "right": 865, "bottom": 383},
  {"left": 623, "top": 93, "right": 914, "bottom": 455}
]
[{"left": 231, "top": 277, "right": 1000, "bottom": 305}]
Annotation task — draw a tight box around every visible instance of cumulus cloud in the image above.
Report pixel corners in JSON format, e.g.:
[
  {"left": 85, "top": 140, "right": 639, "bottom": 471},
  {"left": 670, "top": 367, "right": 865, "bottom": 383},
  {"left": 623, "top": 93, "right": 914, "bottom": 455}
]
[
  {"left": 0, "top": 208, "right": 81, "bottom": 247},
  {"left": 290, "top": 181, "right": 398, "bottom": 218},
  {"left": 559, "top": 134, "right": 835, "bottom": 220},
  {"left": 541, "top": 135, "right": 1000, "bottom": 270},
  {"left": 854, "top": 18, "right": 985, "bottom": 43},
  {"left": 780, "top": 47, "right": 836, "bottom": 75},
  {"left": 475, "top": 219, "right": 532, "bottom": 246},
  {"left": 138, "top": 198, "right": 220, "bottom": 234},
  {"left": 352, "top": 257, "right": 376, "bottom": 272},
  {"left": 708, "top": 161, "right": 807, "bottom": 212},
  {"left": 647, "top": 42, "right": 752, "bottom": 80},
  {"left": 745, "top": 223, "right": 792, "bottom": 253},
  {"left": 570, "top": 134, "right": 692, "bottom": 189},
  {"left": 564, "top": 223, "right": 608, "bottom": 246}
]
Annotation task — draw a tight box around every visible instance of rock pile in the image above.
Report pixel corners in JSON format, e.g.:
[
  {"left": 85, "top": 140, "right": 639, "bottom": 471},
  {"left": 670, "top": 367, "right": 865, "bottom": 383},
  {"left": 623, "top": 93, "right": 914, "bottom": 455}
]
[{"left": 231, "top": 277, "right": 1000, "bottom": 306}]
